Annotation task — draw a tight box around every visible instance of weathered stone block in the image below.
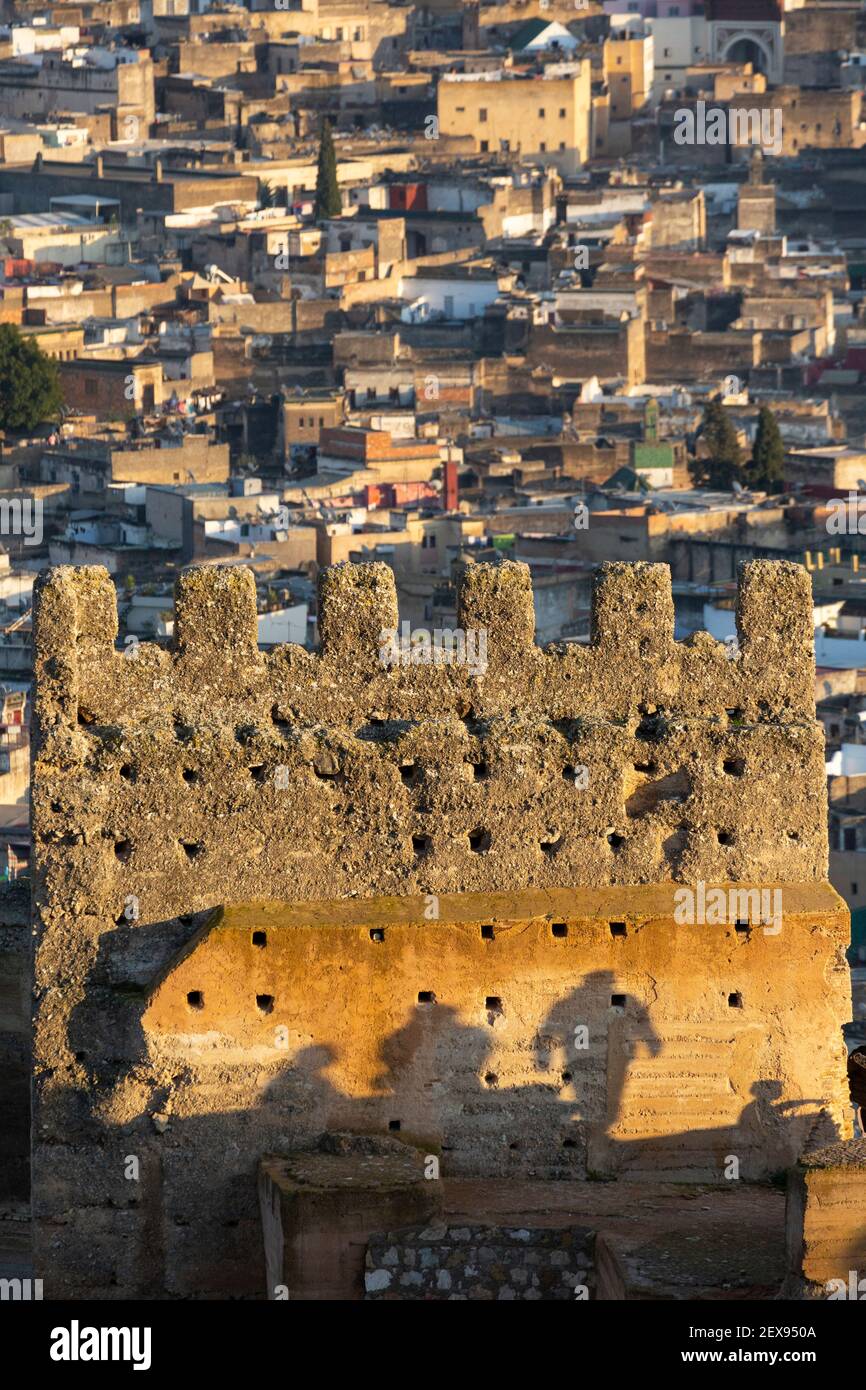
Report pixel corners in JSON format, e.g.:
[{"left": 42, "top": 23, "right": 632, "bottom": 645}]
[
  {"left": 259, "top": 1139, "right": 439, "bottom": 1300},
  {"left": 784, "top": 1139, "right": 866, "bottom": 1298}
]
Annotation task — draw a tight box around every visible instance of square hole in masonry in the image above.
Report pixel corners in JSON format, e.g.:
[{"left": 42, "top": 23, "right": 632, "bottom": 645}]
[
  {"left": 256, "top": 994, "right": 274, "bottom": 1015},
  {"left": 728, "top": 992, "right": 743, "bottom": 1009},
  {"left": 609, "top": 921, "right": 627, "bottom": 938},
  {"left": 417, "top": 991, "right": 436, "bottom": 1006},
  {"left": 551, "top": 923, "right": 568, "bottom": 939},
  {"left": 187, "top": 991, "right": 204, "bottom": 1011},
  {"left": 252, "top": 931, "right": 267, "bottom": 948},
  {"left": 610, "top": 994, "right": 626, "bottom": 1010},
  {"left": 481, "top": 925, "right": 495, "bottom": 940},
  {"left": 485, "top": 996, "right": 503, "bottom": 1024},
  {"left": 369, "top": 928, "right": 385, "bottom": 943}
]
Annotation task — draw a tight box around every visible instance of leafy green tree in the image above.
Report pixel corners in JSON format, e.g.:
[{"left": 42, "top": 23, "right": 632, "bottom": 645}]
[
  {"left": 747, "top": 405, "right": 785, "bottom": 492},
  {"left": 0, "top": 324, "right": 63, "bottom": 434},
  {"left": 314, "top": 119, "right": 341, "bottom": 221},
  {"left": 690, "top": 400, "right": 744, "bottom": 490}
]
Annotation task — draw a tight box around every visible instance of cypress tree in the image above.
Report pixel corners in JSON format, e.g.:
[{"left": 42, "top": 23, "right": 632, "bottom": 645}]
[
  {"left": 748, "top": 405, "right": 785, "bottom": 492},
  {"left": 314, "top": 120, "right": 341, "bottom": 221}
]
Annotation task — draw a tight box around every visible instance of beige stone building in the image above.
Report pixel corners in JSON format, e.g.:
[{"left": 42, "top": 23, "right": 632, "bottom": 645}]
[
  {"left": 437, "top": 62, "right": 592, "bottom": 175},
  {"left": 0, "top": 49, "right": 154, "bottom": 135},
  {"left": 603, "top": 31, "right": 654, "bottom": 120}
]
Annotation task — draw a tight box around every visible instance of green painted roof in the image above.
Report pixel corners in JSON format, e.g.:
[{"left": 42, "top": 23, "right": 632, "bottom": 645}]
[
  {"left": 603, "top": 466, "right": 649, "bottom": 492},
  {"left": 632, "top": 443, "right": 675, "bottom": 469},
  {"left": 510, "top": 18, "right": 561, "bottom": 49}
]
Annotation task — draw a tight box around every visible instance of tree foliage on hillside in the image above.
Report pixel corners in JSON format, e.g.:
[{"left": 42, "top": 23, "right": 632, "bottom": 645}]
[
  {"left": 0, "top": 323, "right": 63, "bottom": 434},
  {"left": 257, "top": 179, "right": 287, "bottom": 210},
  {"left": 747, "top": 405, "right": 785, "bottom": 492},
  {"left": 689, "top": 400, "right": 744, "bottom": 490},
  {"left": 314, "top": 119, "right": 341, "bottom": 221}
]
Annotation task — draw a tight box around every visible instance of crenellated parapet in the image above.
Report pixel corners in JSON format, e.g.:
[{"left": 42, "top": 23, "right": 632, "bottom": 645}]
[
  {"left": 30, "top": 557, "right": 827, "bottom": 914},
  {"left": 33, "top": 556, "right": 817, "bottom": 727}
]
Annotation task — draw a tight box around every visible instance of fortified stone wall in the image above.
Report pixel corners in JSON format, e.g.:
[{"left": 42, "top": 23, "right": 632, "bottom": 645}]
[
  {"left": 30, "top": 557, "right": 852, "bottom": 1298},
  {"left": 0, "top": 880, "right": 31, "bottom": 1202}
]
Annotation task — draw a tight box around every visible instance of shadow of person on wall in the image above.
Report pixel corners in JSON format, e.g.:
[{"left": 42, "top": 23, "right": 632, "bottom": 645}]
[
  {"left": 358, "top": 974, "right": 666, "bottom": 1176},
  {"left": 737, "top": 1079, "right": 833, "bottom": 1148},
  {"left": 53, "top": 923, "right": 845, "bottom": 1298},
  {"left": 535, "top": 973, "right": 663, "bottom": 1132}
]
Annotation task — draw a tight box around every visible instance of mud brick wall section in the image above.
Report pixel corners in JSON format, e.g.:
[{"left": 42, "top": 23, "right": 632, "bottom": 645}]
[
  {"left": 0, "top": 880, "right": 31, "bottom": 1201},
  {"left": 30, "top": 557, "right": 852, "bottom": 1297},
  {"left": 784, "top": 1139, "right": 866, "bottom": 1298}
]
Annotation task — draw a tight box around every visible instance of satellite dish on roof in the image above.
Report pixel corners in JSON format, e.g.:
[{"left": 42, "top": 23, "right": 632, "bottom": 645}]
[{"left": 732, "top": 480, "right": 744, "bottom": 495}]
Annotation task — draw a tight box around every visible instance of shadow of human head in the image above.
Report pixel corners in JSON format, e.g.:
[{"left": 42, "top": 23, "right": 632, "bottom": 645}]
[
  {"left": 243, "top": 1042, "right": 343, "bottom": 1122},
  {"left": 372, "top": 1003, "right": 491, "bottom": 1098},
  {"left": 751, "top": 1079, "right": 783, "bottom": 1104},
  {"left": 536, "top": 972, "right": 663, "bottom": 1063}
]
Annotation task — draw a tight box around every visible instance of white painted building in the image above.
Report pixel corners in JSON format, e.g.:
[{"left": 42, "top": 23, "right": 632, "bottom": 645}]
[
  {"left": 398, "top": 272, "right": 501, "bottom": 322},
  {"left": 648, "top": 15, "right": 709, "bottom": 97}
]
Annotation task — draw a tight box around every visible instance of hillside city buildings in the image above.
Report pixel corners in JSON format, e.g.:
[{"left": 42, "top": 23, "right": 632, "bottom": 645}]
[{"left": 0, "top": 0, "right": 865, "bottom": 1312}]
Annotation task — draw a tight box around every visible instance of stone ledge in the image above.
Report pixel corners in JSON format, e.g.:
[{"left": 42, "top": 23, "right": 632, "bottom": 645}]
[{"left": 784, "top": 1139, "right": 866, "bottom": 1296}]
